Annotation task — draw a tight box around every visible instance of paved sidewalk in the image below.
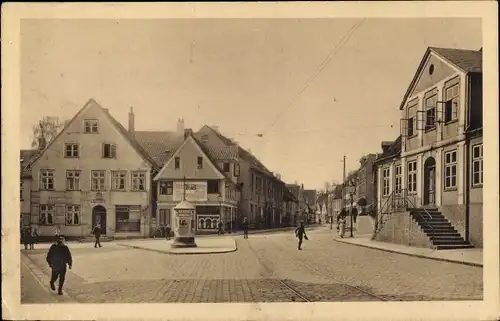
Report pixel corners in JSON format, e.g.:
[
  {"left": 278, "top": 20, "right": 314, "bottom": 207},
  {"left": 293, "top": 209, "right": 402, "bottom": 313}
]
[
  {"left": 334, "top": 234, "right": 483, "bottom": 267},
  {"left": 117, "top": 237, "right": 237, "bottom": 255}
]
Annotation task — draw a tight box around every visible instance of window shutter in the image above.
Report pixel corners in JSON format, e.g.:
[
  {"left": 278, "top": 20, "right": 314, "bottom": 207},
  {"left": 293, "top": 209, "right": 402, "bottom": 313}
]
[{"left": 111, "top": 144, "right": 117, "bottom": 158}]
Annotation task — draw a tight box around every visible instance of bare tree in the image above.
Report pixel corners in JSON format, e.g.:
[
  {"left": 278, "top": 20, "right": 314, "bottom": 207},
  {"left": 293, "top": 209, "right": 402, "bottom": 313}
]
[{"left": 31, "top": 116, "right": 69, "bottom": 149}]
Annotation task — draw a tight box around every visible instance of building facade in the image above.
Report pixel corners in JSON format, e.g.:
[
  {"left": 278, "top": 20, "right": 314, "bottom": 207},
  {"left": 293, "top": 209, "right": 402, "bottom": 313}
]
[
  {"left": 355, "top": 154, "right": 377, "bottom": 214},
  {"left": 153, "top": 130, "right": 239, "bottom": 233},
  {"left": 375, "top": 47, "right": 483, "bottom": 248},
  {"left": 20, "top": 149, "right": 39, "bottom": 229},
  {"left": 27, "top": 99, "right": 156, "bottom": 238}
]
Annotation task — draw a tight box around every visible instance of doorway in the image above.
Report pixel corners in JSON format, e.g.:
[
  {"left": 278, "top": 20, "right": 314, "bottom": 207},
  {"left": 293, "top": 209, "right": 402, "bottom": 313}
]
[
  {"left": 92, "top": 205, "right": 107, "bottom": 235},
  {"left": 423, "top": 157, "right": 436, "bottom": 206}
]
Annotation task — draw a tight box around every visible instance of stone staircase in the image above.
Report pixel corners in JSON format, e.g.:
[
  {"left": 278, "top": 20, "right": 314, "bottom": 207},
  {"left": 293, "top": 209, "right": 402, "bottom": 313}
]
[{"left": 409, "top": 208, "right": 473, "bottom": 250}]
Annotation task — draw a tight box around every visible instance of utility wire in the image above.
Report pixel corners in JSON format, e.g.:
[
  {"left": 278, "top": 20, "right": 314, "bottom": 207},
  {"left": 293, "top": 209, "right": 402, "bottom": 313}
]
[{"left": 260, "top": 18, "right": 366, "bottom": 137}]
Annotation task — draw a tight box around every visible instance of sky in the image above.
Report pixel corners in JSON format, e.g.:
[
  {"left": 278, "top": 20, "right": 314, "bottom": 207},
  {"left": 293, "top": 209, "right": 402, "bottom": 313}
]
[{"left": 20, "top": 18, "right": 482, "bottom": 190}]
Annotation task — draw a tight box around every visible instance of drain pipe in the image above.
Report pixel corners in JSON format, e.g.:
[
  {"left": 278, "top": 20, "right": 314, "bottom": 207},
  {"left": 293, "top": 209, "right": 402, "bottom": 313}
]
[{"left": 464, "top": 75, "right": 472, "bottom": 244}]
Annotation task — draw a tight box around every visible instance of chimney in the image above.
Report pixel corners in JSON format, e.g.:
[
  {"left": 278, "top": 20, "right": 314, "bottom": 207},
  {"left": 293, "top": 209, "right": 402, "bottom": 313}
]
[
  {"left": 128, "top": 107, "right": 135, "bottom": 136},
  {"left": 184, "top": 128, "right": 193, "bottom": 139},
  {"left": 38, "top": 137, "right": 47, "bottom": 150},
  {"left": 177, "top": 118, "right": 185, "bottom": 136},
  {"left": 212, "top": 125, "right": 219, "bottom": 133},
  {"left": 381, "top": 141, "right": 392, "bottom": 153}
]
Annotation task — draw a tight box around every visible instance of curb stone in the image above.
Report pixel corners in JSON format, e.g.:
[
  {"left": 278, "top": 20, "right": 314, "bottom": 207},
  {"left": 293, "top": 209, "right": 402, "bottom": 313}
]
[
  {"left": 333, "top": 238, "right": 483, "bottom": 268},
  {"left": 117, "top": 240, "right": 238, "bottom": 255}
]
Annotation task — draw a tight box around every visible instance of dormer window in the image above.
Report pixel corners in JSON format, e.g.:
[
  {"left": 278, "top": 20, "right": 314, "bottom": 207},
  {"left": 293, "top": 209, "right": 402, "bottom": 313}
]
[{"left": 84, "top": 119, "right": 99, "bottom": 133}]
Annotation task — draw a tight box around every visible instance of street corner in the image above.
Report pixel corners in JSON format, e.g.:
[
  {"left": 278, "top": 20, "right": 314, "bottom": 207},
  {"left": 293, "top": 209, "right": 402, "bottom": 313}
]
[{"left": 116, "top": 237, "right": 237, "bottom": 255}]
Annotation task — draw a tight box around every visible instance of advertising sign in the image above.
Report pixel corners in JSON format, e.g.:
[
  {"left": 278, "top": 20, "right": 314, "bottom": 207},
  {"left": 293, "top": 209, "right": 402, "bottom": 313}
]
[{"left": 173, "top": 181, "right": 208, "bottom": 202}]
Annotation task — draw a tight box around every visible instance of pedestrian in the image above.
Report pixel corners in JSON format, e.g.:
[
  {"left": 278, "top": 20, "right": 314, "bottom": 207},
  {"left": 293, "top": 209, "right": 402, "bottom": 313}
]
[
  {"left": 22, "top": 227, "right": 31, "bottom": 250},
  {"left": 295, "top": 222, "right": 308, "bottom": 250},
  {"left": 46, "top": 235, "right": 72, "bottom": 295},
  {"left": 338, "top": 215, "right": 346, "bottom": 238},
  {"left": 217, "top": 221, "right": 224, "bottom": 235},
  {"left": 92, "top": 224, "right": 102, "bottom": 248},
  {"left": 165, "top": 224, "right": 172, "bottom": 240},
  {"left": 29, "top": 227, "right": 38, "bottom": 250},
  {"left": 242, "top": 217, "right": 249, "bottom": 239}
]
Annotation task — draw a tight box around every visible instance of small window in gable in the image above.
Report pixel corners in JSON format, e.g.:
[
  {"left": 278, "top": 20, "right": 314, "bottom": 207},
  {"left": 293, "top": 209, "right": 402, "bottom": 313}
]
[
  {"left": 84, "top": 119, "right": 99, "bottom": 133},
  {"left": 223, "top": 163, "right": 230, "bottom": 173},
  {"left": 175, "top": 157, "right": 181, "bottom": 169},
  {"left": 197, "top": 157, "right": 203, "bottom": 169},
  {"left": 201, "top": 135, "right": 209, "bottom": 143},
  {"left": 102, "top": 143, "right": 116, "bottom": 159},
  {"left": 64, "top": 143, "right": 80, "bottom": 158}
]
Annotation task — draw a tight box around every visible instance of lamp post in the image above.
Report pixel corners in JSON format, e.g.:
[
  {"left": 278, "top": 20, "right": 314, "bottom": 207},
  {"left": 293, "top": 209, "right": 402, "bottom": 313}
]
[
  {"left": 217, "top": 193, "right": 223, "bottom": 232},
  {"left": 348, "top": 179, "right": 358, "bottom": 237}
]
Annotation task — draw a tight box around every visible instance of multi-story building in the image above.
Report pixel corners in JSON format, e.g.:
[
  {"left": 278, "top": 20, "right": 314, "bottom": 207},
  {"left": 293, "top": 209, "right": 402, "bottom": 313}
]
[
  {"left": 286, "top": 184, "right": 304, "bottom": 224},
  {"left": 302, "top": 189, "right": 317, "bottom": 223},
  {"left": 194, "top": 125, "right": 297, "bottom": 229},
  {"left": 330, "top": 185, "right": 343, "bottom": 220},
  {"left": 20, "top": 149, "right": 39, "bottom": 230},
  {"left": 375, "top": 46, "right": 483, "bottom": 248},
  {"left": 153, "top": 129, "right": 239, "bottom": 233},
  {"left": 355, "top": 154, "right": 377, "bottom": 214},
  {"left": 26, "top": 99, "right": 157, "bottom": 238}
]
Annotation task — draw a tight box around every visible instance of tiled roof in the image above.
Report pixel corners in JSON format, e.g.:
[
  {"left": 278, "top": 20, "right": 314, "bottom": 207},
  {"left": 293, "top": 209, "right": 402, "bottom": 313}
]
[
  {"left": 20, "top": 149, "right": 38, "bottom": 176},
  {"left": 191, "top": 135, "right": 236, "bottom": 185},
  {"left": 332, "top": 185, "right": 343, "bottom": 199},
  {"left": 375, "top": 136, "right": 402, "bottom": 162},
  {"left": 430, "top": 47, "right": 482, "bottom": 73},
  {"left": 206, "top": 146, "right": 239, "bottom": 160},
  {"left": 133, "top": 131, "right": 183, "bottom": 167}
]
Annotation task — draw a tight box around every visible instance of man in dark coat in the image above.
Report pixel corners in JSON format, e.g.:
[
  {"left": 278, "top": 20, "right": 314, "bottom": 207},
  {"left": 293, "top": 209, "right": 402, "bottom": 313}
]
[
  {"left": 92, "top": 224, "right": 102, "bottom": 248},
  {"left": 46, "top": 235, "right": 72, "bottom": 295},
  {"left": 22, "top": 228, "right": 31, "bottom": 250},
  {"left": 242, "top": 217, "right": 249, "bottom": 239},
  {"left": 294, "top": 222, "right": 308, "bottom": 250}
]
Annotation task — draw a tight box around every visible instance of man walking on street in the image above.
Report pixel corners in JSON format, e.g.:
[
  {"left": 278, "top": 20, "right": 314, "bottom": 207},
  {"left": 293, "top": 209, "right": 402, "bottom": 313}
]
[
  {"left": 295, "top": 222, "right": 308, "bottom": 250},
  {"left": 242, "top": 217, "right": 249, "bottom": 239},
  {"left": 92, "top": 224, "right": 102, "bottom": 248},
  {"left": 46, "top": 235, "right": 72, "bottom": 295}
]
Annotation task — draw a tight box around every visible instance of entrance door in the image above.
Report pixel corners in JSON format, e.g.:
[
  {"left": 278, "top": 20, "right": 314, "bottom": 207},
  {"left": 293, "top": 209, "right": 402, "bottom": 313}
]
[
  {"left": 92, "top": 205, "right": 107, "bottom": 235},
  {"left": 423, "top": 157, "right": 436, "bottom": 206}
]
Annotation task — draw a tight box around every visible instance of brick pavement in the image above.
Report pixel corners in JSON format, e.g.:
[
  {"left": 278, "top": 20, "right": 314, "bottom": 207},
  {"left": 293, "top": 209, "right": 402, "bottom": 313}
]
[{"left": 21, "top": 228, "right": 482, "bottom": 303}]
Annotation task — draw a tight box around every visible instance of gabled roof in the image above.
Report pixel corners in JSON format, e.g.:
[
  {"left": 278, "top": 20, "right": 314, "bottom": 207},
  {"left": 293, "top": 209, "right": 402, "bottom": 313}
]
[
  {"left": 26, "top": 99, "right": 157, "bottom": 170},
  {"left": 399, "top": 46, "right": 483, "bottom": 110},
  {"left": 374, "top": 136, "right": 402, "bottom": 164},
  {"left": 20, "top": 149, "right": 39, "bottom": 177},
  {"left": 133, "top": 131, "right": 183, "bottom": 167},
  {"left": 332, "top": 185, "right": 343, "bottom": 199}
]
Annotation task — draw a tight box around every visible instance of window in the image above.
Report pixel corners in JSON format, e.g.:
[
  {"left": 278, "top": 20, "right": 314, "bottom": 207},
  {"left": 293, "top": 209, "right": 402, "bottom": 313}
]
[
  {"left": 200, "top": 135, "right": 209, "bottom": 143},
  {"left": 84, "top": 119, "right": 99, "bottom": 133},
  {"left": 472, "top": 144, "right": 483, "bottom": 186},
  {"left": 175, "top": 157, "right": 180, "bottom": 169},
  {"left": 159, "top": 181, "right": 174, "bottom": 195},
  {"left": 112, "top": 171, "right": 127, "bottom": 191},
  {"left": 407, "top": 161, "right": 417, "bottom": 193},
  {"left": 20, "top": 181, "right": 24, "bottom": 201},
  {"left": 66, "top": 170, "right": 81, "bottom": 191},
  {"left": 64, "top": 143, "right": 80, "bottom": 158},
  {"left": 159, "top": 209, "right": 171, "bottom": 226},
  {"left": 66, "top": 205, "right": 81, "bottom": 225},
  {"left": 40, "top": 169, "right": 55, "bottom": 190},
  {"left": 207, "top": 180, "right": 219, "bottom": 194},
  {"left": 197, "top": 157, "right": 204, "bottom": 169},
  {"left": 91, "top": 170, "right": 106, "bottom": 191},
  {"left": 234, "top": 163, "right": 240, "bottom": 177},
  {"left": 444, "top": 84, "right": 459, "bottom": 123},
  {"left": 223, "top": 163, "right": 230, "bottom": 173},
  {"left": 425, "top": 95, "right": 437, "bottom": 130},
  {"left": 444, "top": 150, "right": 457, "bottom": 189},
  {"left": 382, "top": 168, "right": 390, "bottom": 196},
  {"left": 131, "top": 171, "right": 146, "bottom": 191},
  {"left": 407, "top": 117, "right": 415, "bottom": 137},
  {"left": 407, "top": 104, "right": 416, "bottom": 137},
  {"left": 395, "top": 165, "right": 402, "bottom": 194},
  {"left": 102, "top": 143, "right": 116, "bottom": 159},
  {"left": 39, "top": 204, "right": 54, "bottom": 225}
]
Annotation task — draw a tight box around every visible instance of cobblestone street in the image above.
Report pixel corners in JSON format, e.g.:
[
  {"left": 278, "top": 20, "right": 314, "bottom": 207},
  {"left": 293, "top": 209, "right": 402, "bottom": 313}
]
[{"left": 21, "top": 228, "right": 483, "bottom": 303}]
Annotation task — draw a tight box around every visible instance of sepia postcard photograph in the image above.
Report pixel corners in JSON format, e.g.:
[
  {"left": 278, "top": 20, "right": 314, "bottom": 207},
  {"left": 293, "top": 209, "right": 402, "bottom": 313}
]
[{"left": 2, "top": 2, "right": 499, "bottom": 321}]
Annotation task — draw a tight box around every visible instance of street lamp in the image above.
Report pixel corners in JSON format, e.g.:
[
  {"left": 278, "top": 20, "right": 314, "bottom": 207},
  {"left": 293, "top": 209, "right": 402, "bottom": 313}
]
[{"left": 347, "top": 179, "right": 358, "bottom": 237}]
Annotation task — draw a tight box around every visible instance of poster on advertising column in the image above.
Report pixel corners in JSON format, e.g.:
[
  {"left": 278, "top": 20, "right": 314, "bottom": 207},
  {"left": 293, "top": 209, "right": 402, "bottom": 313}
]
[{"left": 173, "top": 181, "right": 208, "bottom": 202}]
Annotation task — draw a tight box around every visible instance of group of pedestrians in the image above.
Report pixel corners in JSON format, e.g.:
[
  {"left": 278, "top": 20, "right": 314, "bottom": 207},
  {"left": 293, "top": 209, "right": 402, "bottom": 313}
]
[{"left": 22, "top": 227, "right": 38, "bottom": 250}]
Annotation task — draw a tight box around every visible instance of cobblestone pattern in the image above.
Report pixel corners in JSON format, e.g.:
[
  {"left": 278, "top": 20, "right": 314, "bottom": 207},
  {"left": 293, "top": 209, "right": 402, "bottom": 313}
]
[{"left": 21, "top": 229, "right": 483, "bottom": 303}]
